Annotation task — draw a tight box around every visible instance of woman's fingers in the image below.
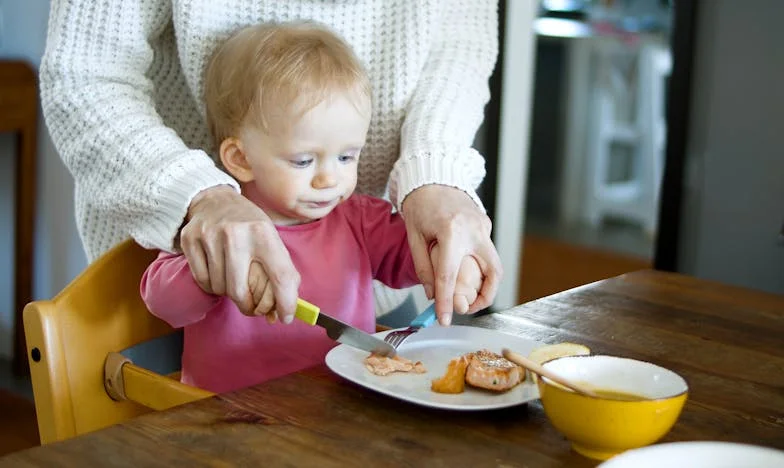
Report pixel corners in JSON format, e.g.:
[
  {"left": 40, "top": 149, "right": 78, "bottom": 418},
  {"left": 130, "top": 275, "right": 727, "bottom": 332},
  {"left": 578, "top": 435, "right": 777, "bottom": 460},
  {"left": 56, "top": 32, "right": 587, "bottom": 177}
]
[
  {"left": 248, "top": 261, "right": 265, "bottom": 306},
  {"left": 408, "top": 232, "right": 436, "bottom": 300},
  {"left": 259, "top": 233, "right": 300, "bottom": 324},
  {"left": 431, "top": 237, "right": 462, "bottom": 325},
  {"left": 402, "top": 185, "right": 503, "bottom": 320},
  {"left": 256, "top": 279, "right": 277, "bottom": 320},
  {"left": 203, "top": 239, "right": 227, "bottom": 297},
  {"left": 182, "top": 187, "right": 300, "bottom": 321},
  {"left": 226, "top": 239, "right": 254, "bottom": 314},
  {"left": 427, "top": 240, "right": 464, "bottom": 325},
  {"left": 181, "top": 233, "right": 212, "bottom": 293}
]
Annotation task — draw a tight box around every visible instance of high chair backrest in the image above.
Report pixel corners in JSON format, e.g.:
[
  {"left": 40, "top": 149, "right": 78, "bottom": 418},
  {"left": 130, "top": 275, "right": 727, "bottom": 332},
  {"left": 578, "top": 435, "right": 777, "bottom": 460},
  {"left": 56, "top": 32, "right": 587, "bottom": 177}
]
[{"left": 24, "top": 239, "right": 212, "bottom": 444}]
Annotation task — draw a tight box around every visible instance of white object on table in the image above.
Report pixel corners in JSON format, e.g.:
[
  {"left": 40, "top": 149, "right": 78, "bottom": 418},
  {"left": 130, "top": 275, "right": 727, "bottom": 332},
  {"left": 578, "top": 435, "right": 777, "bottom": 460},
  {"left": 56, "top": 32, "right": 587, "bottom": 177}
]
[
  {"left": 598, "top": 441, "right": 784, "bottom": 468},
  {"left": 325, "top": 325, "right": 542, "bottom": 411}
]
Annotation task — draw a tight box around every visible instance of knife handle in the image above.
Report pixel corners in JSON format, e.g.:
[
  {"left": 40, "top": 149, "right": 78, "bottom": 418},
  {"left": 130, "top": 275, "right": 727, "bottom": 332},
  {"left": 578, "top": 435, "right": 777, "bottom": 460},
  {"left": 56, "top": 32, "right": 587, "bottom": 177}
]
[
  {"left": 294, "top": 298, "right": 320, "bottom": 325},
  {"left": 409, "top": 303, "right": 437, "bottom": 328}
]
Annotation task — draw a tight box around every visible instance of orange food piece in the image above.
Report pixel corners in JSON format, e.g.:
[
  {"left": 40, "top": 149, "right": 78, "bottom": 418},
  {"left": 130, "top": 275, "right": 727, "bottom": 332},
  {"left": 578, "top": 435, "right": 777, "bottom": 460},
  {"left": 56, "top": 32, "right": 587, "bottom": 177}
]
[{"left": 430, "top": 354, "right": 471, "bottom": 394}]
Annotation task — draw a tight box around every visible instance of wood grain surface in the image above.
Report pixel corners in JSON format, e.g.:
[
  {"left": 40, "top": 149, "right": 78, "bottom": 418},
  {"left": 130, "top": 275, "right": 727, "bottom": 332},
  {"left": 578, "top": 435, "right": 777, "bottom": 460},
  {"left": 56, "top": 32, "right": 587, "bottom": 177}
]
[{"left": 3, "top": 270, "right": 782, "bottom": 467}]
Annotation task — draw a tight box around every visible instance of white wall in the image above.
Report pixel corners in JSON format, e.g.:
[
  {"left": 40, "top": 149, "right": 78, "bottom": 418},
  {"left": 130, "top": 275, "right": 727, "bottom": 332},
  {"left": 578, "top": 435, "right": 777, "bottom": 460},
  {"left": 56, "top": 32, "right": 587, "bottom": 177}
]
[
  {"left": 678, "top": 0, "right": 784, "bottom": 293},
  {"left": 0, "top": 0, "right": 87, "bottom": 358}
]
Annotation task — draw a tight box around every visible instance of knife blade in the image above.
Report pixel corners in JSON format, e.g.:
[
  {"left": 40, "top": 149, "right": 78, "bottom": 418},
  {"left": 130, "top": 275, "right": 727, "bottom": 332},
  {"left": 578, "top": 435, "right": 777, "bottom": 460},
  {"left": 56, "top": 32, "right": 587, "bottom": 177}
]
[{"left": 295, "top": 298, "right": 397, "bottom": 357}]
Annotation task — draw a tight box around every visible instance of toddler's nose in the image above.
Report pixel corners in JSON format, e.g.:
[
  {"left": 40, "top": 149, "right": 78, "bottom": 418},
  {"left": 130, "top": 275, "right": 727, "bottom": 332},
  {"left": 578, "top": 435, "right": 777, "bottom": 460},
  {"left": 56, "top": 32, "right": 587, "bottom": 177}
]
[{"left": 311, "top": 168, "right": 337, "bottom": 189}]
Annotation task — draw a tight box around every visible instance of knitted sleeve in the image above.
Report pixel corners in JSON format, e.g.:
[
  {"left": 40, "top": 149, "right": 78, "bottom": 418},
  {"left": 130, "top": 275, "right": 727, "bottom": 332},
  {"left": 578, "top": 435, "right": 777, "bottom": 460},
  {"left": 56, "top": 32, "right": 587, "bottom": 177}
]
[
  {"left": 40, "top": 0, "right": 239, "bottom": 260},
  {"left": 389, "top": 0, "right": 499, "bottom": 211}
]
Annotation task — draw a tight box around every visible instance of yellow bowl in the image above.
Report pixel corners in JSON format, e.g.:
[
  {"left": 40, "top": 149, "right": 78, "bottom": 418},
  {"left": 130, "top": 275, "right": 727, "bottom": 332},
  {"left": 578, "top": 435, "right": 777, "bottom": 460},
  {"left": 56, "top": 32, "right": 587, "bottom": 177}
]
[{"left": 537, "top": 355, "right": 688, "bottom": 461}]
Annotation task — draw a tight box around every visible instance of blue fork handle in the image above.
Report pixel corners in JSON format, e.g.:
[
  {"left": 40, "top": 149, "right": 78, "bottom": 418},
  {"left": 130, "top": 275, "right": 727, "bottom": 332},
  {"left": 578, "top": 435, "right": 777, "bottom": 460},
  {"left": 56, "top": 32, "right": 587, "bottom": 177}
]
[{"left": 409, "top": 303, "right": 437, "bottom": 328}]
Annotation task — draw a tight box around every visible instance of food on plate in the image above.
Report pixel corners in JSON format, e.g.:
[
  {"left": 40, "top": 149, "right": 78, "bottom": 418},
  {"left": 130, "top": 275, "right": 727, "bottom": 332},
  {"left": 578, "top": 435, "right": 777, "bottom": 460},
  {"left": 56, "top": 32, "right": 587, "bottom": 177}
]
[
  {"left": 465, "top": 349, "right": 526, "bottom": 392},
  {"left": 364, "top": 353, "right": 426, "bottom": 376},
  {"left": 431, "top": 349, "right": 524, "bottom": 394},
  {"left": 430, "top": 354, "right": 471, "bottom": 394},
  {"left": 528, "top": 342, "right": 591, "bottom": 365},
  {"left": 365, "top": 342, "right": 592, "bottom": 395}
]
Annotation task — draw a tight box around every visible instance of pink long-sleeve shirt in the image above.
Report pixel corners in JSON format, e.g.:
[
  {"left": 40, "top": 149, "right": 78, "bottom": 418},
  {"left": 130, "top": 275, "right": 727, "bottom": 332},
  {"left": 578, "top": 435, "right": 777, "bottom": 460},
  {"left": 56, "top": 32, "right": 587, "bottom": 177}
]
[{"left": 140, "top": 195, "right": 419, "bottom": 393}]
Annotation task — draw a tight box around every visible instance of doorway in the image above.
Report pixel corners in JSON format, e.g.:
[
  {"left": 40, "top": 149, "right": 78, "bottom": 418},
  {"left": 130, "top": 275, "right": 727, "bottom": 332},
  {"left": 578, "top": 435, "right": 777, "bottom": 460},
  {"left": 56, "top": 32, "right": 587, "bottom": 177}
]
[{"left": 520, "top": 0, "right": 674, "bottom": 302}]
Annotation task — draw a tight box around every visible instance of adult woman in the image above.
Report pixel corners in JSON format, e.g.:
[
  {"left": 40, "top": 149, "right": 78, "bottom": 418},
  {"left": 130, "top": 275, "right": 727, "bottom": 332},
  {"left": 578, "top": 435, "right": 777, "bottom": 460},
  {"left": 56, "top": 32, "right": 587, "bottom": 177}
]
[{"left": 41, "top": 0, "right": 503, "bottom": 325}]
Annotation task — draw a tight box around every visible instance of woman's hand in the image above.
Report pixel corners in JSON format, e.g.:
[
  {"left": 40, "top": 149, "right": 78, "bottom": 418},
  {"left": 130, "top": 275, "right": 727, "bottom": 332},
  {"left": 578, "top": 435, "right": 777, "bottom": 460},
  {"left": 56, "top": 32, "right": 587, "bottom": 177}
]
[
  {"left": 402, "top": 184, "right": 502, "bottom": 325},
  {"left": 180, "top": 186, "right": 300, "bottom": 322}
]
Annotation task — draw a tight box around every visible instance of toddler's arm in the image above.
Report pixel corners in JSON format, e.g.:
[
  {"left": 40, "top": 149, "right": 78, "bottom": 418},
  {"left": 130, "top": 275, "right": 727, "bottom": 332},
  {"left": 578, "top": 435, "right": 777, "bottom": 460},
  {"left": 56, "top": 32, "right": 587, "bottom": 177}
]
[{"left": 140, "top": 251, "right": 221, "bottom": 328}]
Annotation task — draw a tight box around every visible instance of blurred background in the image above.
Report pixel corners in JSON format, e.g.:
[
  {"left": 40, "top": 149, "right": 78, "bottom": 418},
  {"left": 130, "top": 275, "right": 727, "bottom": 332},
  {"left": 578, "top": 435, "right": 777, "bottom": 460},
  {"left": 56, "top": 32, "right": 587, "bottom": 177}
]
[{"left": 516, "top": 0, "right": 673, "bottom": 303}]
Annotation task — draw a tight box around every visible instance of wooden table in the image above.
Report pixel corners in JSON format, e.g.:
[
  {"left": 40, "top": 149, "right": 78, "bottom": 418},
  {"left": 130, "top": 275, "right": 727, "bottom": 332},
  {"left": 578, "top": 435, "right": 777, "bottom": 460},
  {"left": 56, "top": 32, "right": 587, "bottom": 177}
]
[
  {"left": 0, "top": 61, "right": 38, "bottom": 376},
  {"left": 3, "top": 270, "right": 783, "bottom": 466}
]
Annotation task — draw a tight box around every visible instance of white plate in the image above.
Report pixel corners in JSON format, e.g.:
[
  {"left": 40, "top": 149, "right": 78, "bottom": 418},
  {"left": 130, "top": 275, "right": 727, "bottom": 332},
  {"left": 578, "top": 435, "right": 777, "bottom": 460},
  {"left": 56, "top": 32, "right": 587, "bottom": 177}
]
[
  {"left": 324, "top": 325, "right": 542, "bottom": 410},
  {"left": 598, "top": 442, "right": 784, "bottom": 468}
]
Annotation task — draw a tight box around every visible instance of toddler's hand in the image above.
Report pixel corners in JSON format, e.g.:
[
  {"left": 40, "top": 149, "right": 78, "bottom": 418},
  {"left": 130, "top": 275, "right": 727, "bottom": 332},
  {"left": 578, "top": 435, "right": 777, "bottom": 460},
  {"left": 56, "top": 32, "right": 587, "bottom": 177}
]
[
  {"left": 248, "top": 261, "right": 279, "bottom": 323},
  {"left": 429, "top": 244, "right": 483, "bottom": 320}
]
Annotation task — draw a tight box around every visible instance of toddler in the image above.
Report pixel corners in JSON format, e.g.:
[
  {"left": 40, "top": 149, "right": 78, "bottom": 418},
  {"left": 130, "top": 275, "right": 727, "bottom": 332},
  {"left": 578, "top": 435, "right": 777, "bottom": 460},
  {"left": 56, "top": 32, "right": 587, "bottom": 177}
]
[{"left": 141, "top": 22, "right": 483, "bottom": 393}]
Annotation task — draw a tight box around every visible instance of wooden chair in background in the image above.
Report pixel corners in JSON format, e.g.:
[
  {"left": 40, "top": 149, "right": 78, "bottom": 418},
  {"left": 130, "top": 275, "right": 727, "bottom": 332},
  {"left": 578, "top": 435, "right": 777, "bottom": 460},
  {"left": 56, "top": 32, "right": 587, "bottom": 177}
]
[{"left": 23, "top": 239, "right": 213, "bottom": 444}]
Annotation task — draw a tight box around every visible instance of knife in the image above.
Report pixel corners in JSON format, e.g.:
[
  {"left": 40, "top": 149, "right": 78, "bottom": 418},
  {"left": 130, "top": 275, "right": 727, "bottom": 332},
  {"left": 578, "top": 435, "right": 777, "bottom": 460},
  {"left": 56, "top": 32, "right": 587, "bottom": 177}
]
[{"left": 294, "top": 299, "right": 397, "bottom": 357}]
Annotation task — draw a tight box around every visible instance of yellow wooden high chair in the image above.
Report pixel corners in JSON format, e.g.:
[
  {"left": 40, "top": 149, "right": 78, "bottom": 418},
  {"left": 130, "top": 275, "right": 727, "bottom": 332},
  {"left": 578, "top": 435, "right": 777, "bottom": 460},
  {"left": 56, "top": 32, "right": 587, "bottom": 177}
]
[{"left": 23, "top": 239, "right": 213, "bottom": 444}]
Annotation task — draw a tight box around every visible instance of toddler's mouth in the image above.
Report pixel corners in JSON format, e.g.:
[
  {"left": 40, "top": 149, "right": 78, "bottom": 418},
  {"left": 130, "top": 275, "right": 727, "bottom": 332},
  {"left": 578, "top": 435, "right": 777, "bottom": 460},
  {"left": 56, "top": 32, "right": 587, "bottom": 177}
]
[{"left": 306, "top": 199, "right": 336, "bottom": 208}]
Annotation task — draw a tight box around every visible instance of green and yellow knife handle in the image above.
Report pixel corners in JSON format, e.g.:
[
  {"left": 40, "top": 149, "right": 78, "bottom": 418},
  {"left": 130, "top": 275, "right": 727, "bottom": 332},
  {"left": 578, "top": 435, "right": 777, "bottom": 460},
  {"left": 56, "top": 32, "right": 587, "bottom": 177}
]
[{"left": 294, "top": 298, "right": 321, "bottom": 325}]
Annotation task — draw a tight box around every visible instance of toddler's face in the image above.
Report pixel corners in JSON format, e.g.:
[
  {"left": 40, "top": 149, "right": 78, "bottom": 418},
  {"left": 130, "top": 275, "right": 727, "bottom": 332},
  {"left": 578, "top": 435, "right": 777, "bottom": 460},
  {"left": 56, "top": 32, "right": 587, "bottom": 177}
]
[{"left": 238, "top": 91, "right": 370, "bottom": 225}]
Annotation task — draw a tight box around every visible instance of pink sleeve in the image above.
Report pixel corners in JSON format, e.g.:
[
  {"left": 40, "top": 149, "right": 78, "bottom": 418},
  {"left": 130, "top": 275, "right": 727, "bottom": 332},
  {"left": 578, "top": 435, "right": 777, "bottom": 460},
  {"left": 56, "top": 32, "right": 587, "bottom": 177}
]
[
  {"left": 357, "top": 196, "right": 420, "bottom": 289},
  {"left": 140, "top": 251, "right": 221, "bottom": 328}
]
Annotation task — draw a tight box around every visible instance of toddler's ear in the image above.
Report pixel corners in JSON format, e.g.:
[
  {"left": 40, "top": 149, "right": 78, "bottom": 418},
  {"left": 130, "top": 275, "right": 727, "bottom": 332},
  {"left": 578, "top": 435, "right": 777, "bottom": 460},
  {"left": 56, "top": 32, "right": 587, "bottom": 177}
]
[{"left": 219, "top": 137, "right": 254, "bottom": 182}]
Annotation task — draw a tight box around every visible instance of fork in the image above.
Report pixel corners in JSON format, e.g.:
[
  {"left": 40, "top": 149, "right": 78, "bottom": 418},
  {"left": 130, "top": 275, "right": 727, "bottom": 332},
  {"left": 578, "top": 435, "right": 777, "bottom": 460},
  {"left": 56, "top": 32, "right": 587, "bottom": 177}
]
[{"left": 383, "top": 303, "right": 438, "bottom": 349}]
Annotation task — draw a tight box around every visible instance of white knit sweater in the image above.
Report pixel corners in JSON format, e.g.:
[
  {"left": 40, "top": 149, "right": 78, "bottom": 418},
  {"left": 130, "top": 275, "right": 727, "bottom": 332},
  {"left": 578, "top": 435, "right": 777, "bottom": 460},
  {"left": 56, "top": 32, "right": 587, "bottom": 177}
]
[{"left": 40, "top": 0, "right": 498, "bottom": 261}]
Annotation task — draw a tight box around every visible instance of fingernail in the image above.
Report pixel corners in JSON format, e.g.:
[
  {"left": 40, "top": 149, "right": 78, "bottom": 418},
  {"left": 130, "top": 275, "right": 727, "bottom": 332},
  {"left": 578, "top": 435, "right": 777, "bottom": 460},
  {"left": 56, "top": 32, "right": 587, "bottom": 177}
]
[
  {"left": 424, "top": 284, "right": 434, "bottom": 299},
  {"left": 283, "top": 314, "right": 294, "bottom": 325},
  {"left": 439, "top": 311, "right": 453, "bottom": 326}
]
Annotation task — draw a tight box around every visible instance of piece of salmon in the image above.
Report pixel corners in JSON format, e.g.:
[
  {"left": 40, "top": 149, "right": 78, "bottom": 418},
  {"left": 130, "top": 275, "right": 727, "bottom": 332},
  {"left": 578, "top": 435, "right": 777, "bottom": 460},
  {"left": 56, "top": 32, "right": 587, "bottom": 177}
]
[
  {"left": 364, "top": 353, "right": 427, "bottom": 376},
  {"left": 464, "top": 349, "right": 525, "bottom": 392}
]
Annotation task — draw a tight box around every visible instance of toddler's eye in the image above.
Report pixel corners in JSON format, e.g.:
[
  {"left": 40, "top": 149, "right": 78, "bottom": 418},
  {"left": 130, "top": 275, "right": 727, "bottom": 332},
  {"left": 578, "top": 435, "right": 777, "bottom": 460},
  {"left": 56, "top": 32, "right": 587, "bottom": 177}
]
[
  {"left": 290, "top": 157, "right": 313, "bottom": 168},
  {"left": 338, "top": 151, "right": 359, "bottom": 163}
]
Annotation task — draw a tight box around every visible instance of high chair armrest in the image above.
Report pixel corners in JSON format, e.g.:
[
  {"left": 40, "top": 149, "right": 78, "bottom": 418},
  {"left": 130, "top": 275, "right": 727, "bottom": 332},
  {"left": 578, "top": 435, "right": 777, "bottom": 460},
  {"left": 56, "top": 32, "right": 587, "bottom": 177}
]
[{"left": 104, "top": 352, "right": 213, "bottom": 411}]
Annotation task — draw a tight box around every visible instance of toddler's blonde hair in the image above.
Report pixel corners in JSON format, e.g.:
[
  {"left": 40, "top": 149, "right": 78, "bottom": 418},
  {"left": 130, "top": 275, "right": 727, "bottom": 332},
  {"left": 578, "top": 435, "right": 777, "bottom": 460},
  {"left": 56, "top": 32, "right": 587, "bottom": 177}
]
[{"left": 204, "top": 22, "right": 371, "bottom": 146}]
